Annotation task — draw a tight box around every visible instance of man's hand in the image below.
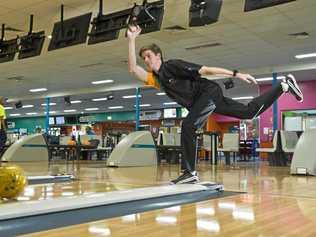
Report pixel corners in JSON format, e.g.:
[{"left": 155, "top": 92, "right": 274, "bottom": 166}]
[
  {"left": 236, "top": 73, "right": 257, "bottom": 84},
  {"left": 126, "top": 24, "right": 142, "bottom": 40}
]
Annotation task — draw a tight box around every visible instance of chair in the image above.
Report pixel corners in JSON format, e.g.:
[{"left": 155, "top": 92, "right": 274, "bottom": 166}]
[
  {"left": 256, "top": 132, "right": 277, "bottom": 153},
  {"left": 84, "top": 139, "right": 100, "bottom": 160},
  {"left": 280, "top": 131, "right": 299, "bottom": 164},
  {"left": 217, "top": 133, "right": 239, "bottom": 165},
  {"left": 157, "top": 132, "right": 182, "bottom": 164},
  {"left": 280, "top": 131, "right": 298, "bottom": 153},
  {"left": 256, "top": 130, "right": 286, "bottom": 166},
  {"left": 88, "top": 139, "right": 100, "bottom": 148}
]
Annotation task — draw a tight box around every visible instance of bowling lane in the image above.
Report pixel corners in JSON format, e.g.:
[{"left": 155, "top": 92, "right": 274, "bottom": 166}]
[{"left": 1, "top": 162, "right": 167, "bottom": 203}]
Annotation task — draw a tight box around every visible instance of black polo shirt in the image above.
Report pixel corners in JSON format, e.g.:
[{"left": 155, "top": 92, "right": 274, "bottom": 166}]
[{"left": 153, "top": 59, "right": 204, "bottom": 109}]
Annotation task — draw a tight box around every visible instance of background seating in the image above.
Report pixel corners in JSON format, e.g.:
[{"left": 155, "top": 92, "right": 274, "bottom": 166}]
[{"left": 217, "top": 133, "right": 239, "bottom": 165}]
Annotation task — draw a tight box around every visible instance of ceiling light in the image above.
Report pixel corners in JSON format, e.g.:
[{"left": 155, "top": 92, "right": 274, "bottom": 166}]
[
  {"left": 29, "top": 88, "right": 47, "bottom": 92},
  {"left": 256, "top": 76, "right": 285, "bottom": 82},
  {"left": 92, "top": 98, "right": 108, "bottom": 101},
  {"left": 10, "top": 113, "right": 21, "bottom": 116},
  {"left": 85, "top": 108, "right": 99, "bottom": 111},
  {"left": 295, "top": 53, "right": 316, "bottom": 59},
  {"left": 163, "top": 102, "right": 178, "bottom": 105},
  {"left": 123, "top": 95, "right": 142, "bottom": 99},
  {"left": 134, "top": 104, "right": 151, "bottom": 107},
  {"left": 64, "top": 109, "right": 77, "bottom": 112},
  {"left": 41, "top": 103, "right": 56, "bottom": 106},
  {"left": 91, "top": 80, "right": 114, "bottom": 85},
  {"left": 232, "top": 96, "right": 254, "bottom": 100},
  {"left": 44, "top": 111, "right": 57, "bottom": 114},
  {"left": 108, "top": 106, "right": 124, "bottom": 109},
  {"left": 156, "top": 92, "right": 166, "bottom": 96},
  {"left": 4, "top": 106, "right": 13, "bottom": 110},
  {"left": 70, "top": 100, "right": 82, "bottom": 104},
  {"left": 140, "top": 104, "right": 151, "bottom": 107},
  {"left": 26, "top": 112, "right": 38, "bottom": 115},
  {"left": 22, "top": 105, "right": 34, "bottom": 108}
]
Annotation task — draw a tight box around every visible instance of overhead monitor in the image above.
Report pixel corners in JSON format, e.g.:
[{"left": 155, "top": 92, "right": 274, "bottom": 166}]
[
  {"left": 65, "top": 116, "right": 77, "bottom": 124},
  {"left": 88, "top": 8, "right": 131, "bottom": 45},
  {"left": 55, "top": 116, "right": 65, "bottom": 125},
  {"left": 133, "top": 0, "right": 164, "bottom": 34},
  {"left": 244, "top": 0, "right": 296, "bottom": 12},
  {"left": 18, "top": 31, "right": 45, "bottom": 59},
  {"left": 189, "top": 0, "right": 222, "bottom": 27},
  {"left": 49, "top": 117, "right": 55, "bottom": 125},
  {"left": 0, "top": 38, "right": 18, "bottom": 63},
  {"left": 164, "top": 108, "right": 177, "bottom": 119},
  {"left": 48, "top": 12, "right": 92, "bottom": 51}
]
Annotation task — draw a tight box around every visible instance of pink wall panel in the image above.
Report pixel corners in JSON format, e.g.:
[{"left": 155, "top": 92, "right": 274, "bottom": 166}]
[{"left": 259, "top": 80, "right": 316, "bottom": 141}]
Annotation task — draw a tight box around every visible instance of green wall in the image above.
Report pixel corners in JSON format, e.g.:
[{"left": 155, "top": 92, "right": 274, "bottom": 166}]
[
  {"left": 93, "top": 111, "right": 135, "bottom": 122},
  {"left": 7, "top": 111, "right": 136, "bottom": 133},
  {"left": 8, "top": 117, "right": 46, "bottom": 133},
  {"left": 7, "top": 109, "right": 185, "bottom": 133}
]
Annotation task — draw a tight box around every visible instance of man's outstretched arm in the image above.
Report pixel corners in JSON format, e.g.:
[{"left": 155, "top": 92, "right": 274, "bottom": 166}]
[
  {"left": 127, "top": 25, "right": 148, "bottom": 83},
  {"left": 199, "top": 66, "right": 257, "bottom": 84}
]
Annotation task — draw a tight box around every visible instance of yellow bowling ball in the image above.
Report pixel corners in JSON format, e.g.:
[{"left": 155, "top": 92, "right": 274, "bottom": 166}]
[{"left": 0, "top": 166, "right": 27, "bottom": 200}]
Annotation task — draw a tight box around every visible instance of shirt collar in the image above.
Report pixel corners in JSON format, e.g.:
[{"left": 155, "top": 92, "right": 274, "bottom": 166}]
[{"left": 153, "top": 61, "right": 164, "bottom": 77}]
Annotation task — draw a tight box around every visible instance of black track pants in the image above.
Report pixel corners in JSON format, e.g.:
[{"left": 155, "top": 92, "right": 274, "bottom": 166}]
[{"left": 181, "top": 81, "right": 283, "bottom": 172}]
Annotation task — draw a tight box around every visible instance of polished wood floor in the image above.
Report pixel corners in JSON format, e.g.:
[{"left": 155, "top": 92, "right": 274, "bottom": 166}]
[{"left": 1, "top": 160, "right": 316, "bottom": 237}]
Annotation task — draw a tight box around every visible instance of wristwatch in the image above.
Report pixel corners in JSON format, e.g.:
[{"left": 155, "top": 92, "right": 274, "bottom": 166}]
[{"left": 233, "top": 70, "right": 239, "bottom": 77}]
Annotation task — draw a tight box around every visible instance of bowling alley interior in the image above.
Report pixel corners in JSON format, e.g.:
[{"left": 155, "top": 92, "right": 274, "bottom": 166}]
[{"left": 1, "top": 0, "right": 316, "bottom": 236}]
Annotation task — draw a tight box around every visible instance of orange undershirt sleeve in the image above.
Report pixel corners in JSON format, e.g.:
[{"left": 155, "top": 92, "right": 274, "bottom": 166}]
[{"left": 145, "top": 72, "right": 160, "bottom": 90}]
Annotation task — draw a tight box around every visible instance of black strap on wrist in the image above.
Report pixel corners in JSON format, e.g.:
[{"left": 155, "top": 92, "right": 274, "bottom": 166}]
[{"left": 233, "top": 70, "right": 238, "bottom": 77}]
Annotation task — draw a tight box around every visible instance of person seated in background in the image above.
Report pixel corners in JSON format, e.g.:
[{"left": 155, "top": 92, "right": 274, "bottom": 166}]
[
  {"left": 81, "top": 139, "right": 91, "bottom": 146},
  {"left": 34, "top": 127, "right": 42, "bottom": 134},
  {"left": 85, "top": 126, "right": 95, "bottom": 135},
  {"left": 83, "top": 126, "right": 96, "bottom": 148},
  {"left": 67, "top": 135, "right": 77, "bottom": 146},
  {"left": 65, "top": 135, "right": 77, "bottom": 160}
]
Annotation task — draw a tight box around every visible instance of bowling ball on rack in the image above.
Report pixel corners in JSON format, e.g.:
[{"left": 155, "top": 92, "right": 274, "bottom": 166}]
[{"left": 0, "top": 166, "right": 27, "bottom": 200}]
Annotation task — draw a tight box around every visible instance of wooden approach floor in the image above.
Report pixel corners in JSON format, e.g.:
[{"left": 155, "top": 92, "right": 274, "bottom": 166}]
[{"left": 1, "top": 160, "right": 316, "bottom": 237}]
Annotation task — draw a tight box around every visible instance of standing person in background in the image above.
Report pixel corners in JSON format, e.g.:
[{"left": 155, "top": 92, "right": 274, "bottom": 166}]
[{"left": 0, "top": 97, "right": 7, "bottom": 157}]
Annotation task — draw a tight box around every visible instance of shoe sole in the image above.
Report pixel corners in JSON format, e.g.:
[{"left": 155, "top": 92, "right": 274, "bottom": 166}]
[
  {"left": 174, "top": 176, "right": 200, "bottom": 184},
  {"left": 178, "top": 180, "right": 199, "bottom": 184},
  {"left": 287, "top": 75, "right": 303, "bottom": 102}
]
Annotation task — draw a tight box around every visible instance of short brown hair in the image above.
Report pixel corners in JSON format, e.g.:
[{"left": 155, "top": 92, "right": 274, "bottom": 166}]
[{"left": 139, "top": 43, "right": 163, "bottom": 61}]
